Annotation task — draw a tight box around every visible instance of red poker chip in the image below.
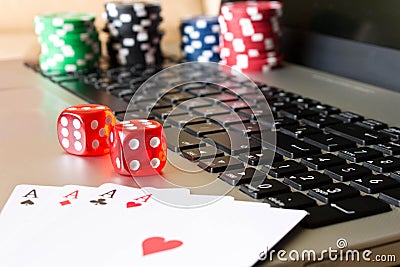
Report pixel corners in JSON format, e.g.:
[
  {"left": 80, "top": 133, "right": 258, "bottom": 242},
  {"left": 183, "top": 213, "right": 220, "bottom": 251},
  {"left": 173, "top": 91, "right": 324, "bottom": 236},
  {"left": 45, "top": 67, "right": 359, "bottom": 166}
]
[
  {"left": 221, "top": 1, "right": 283, "bottom": 13},
  {"left": 222, "top": 54, "right": 283, "bottom": 66},
  {"left": 220, "top": 48, "right": 281, "bottom": 61},
  {"left": 220, "top": 37, "right": 281, "bottom": 52},
  {"left": 221, "top": 27, "right": 281, "bottom": 38}
]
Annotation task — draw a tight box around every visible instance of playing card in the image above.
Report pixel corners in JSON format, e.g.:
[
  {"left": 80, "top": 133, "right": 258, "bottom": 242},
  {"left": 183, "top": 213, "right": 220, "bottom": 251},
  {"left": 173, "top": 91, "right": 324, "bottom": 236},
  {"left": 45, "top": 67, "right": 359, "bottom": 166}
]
[
  {"left": 0, "top": 184, "right": 62, "bottom": 252},
  {"left": 0, "top": 184, "right": 191, "bottom": 267},
  {"left": 0, "top": 184, "right": 306, "bottom": 267}
]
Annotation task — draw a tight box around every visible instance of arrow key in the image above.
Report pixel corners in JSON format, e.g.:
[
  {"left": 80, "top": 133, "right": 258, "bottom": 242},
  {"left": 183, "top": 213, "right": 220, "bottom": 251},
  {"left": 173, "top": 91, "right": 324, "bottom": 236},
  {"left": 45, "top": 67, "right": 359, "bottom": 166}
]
[
  {"left": 219, "top": 167, "right": 266, "bottom": 186},
  {"left": 301, "top": 154, "right": 346, "bottom": 170},
  {"left": 198, "top": 156, "right": 244, "bottom": 173}
]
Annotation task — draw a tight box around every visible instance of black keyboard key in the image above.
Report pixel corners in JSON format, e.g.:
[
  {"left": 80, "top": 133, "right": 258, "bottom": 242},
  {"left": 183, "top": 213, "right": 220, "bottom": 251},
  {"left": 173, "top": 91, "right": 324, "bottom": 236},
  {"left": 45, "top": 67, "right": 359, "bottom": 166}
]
[
  {"left": 178, "top": 82, "right": 206, "bottom": 91},
  {"left": 178, "top": 98, "right": 212, "bottom": 111},
  {"left": 162, "top": 92, "right": 193, "bottom": 103},
  {"left": 326, "top": 124, "right": 390, "bottom": 145},
  {"left": 350, "top": 174, "right": 400, "bottom": 194},
  {"left": 301, "top": 115, "right": 342, "bottom": 129},
  {"left": 204, "top": 132, "right": 261, "bottom": 156},
  {"left": 338, "top": 147, "right": 383, "bottom": 163},
  {"left": 151, "top": 107, "right": 186, "bottom": 120},
  {"left": 221, "top": 100, "right": 251, "bottom": 111},
  {"left": 284, "top": 171, "right": 332, "bottom": 190},
  {"left": 187, "top": 86, "right": 221, "bottom": 97},
  {"left": 136, "top": 100, "right": 172, "bottom": 111},
  {"left": 265, "top": 192, "right": 316, "bottom": 209},
  {"left": 238, "top": 108, "right": 270, "bottom": 120},
  {"left": 198, "top": 156, "right": 244, "bottom": 173},
  {"left": 380, "top": 127, "right": 400, "bottom": 141},
  {"left": 181, "top": 146, "right": 224, "bottom": 162},
  {"left": 379, "top": 188, "right": 400, "bottom": 207},
  {"left": 331, "top": 112, "right": 364, "bottom": 123},
  {"left": 374, "top": 141, "right": 400, "bottom": 155},
  {"left": 165, "top": 114, "right": 207, "bottom": 128},
  {"left": 229, "top": 121, "right": 262, "bottom": 136},
  {"left": 260, "top": 85, "right": 283, "bottom": 96},
  {"left": 363, "top": 156, "right": 400, "bottom": 173},
  {"left": 302, "top": 196, "right": 391, "bottom": 228},
  {"left": 192, "top": 106, "right": 230, "bottom": 117},
  {"left": 310, "top": 104, "right": 341, "bottom": 115},
  {"left": 239, "top": 150, "right": 282, "bottom": 166},
  {"left": 272, "top": 117, "right": 299, "bottom": 129},
  {"left": 264, "top": 133, "right": 321, "bottom": 159},
  {"left": 261, "top": 160, "right": 308, "bottom": 178},
  {"left": 390, "top": 171, "right": 400, "bottom": 181},
  {"left": 273, "top": 92, "right": 301, "bottom": 102},
  {"left": 291, "top": 98, "right": 320, "bottom": 109},
  {"left": 280, "top": 125, "right": 322, "bottom": 138},
  {"left": 184, "top": 122, "right": 225, "bottom": 137},
  {"left": 355, "top": 119, "right": 388, "bottom": 130},
  {"left": 219, "top": 167, "right": 266, "bottom": 186},
  {"left": 239, "top": 179, "right": 290, "bottom": 199},
  {"left": 209, "top": 113, "right": 250, "bottom": 127},
  {"left": 301, "top": 154, "right": 346, "bottom": 170},
  {"left": 308, "top": 183, "right": 359, "bottom": 203},
  {"left": 325, "top": 164, "right": 372, "bottom": 181},
  {"left": 304, "top": 133, "right": 356, "bottom": 152},
  {"left": 206, "top": 93, "right": 237, "bottom": 103},
  {"left": 280, "top": 107, "right": 318, "bottom": 120},
  {"left": 270, "top": 102, "right": 296, "bottom": 112},
  {"left": 164, "top": 127, "right": 205, "bottom": 152}
]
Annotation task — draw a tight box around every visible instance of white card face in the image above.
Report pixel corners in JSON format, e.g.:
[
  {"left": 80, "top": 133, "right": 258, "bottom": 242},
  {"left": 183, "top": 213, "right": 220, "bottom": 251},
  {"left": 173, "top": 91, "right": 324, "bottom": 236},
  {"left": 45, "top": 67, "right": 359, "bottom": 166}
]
[
  {"left": 0, "top": 184, "right": 62, "bottom": 251},
  {"left": 0, "top": 184, "right": 307, "bottom": 267}
]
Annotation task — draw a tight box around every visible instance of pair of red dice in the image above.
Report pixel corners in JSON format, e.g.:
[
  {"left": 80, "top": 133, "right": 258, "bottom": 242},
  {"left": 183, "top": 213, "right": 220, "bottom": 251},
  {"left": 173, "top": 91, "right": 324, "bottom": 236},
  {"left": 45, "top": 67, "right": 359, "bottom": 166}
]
[{"left": 56, "top": 104, "right": 167, "bottom": 176}]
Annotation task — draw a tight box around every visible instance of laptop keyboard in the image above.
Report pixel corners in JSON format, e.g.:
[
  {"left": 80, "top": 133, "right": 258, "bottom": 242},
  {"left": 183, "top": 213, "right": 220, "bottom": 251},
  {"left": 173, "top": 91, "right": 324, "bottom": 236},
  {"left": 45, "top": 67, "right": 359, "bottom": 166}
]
[{"left": 25, "top": 62, "right": 400, "bottom": 228}]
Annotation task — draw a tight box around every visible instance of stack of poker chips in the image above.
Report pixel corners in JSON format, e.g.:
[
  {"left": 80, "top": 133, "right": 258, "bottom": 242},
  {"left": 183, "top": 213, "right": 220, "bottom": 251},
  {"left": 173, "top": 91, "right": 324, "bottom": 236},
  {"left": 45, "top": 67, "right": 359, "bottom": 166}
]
[
  {"left": 104, "top": 1, "right": 164, "bottom": 66},
  {"left": 34, "top": 12, "right": 101, "bottom": 73},
  {"left": 219, "top": 1, "right": 283, "bottom": 73},
  {"left": 180, "top": 15, "right": 220, "bottom": 62}
]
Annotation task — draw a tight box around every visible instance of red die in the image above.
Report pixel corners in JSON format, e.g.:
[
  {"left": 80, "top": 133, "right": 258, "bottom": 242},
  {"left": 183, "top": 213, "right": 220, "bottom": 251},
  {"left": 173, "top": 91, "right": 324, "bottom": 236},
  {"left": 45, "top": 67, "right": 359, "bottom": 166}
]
[
  {"left": 110, "top": 120, "right": 167, "bottom": 176},
  {"left": 57, "top": 104, "right": 116, "bottom": 156}
]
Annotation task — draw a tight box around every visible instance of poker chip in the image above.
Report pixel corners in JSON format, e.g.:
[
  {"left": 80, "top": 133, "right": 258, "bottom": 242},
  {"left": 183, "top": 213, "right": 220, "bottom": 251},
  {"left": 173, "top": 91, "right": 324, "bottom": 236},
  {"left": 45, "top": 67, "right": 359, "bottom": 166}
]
[
  {"left": 34, "top": 12, "right": 100, "bottom": 73},
  {"left": 180, "top": 15, "right": 220, "bottom": 62},
  {"left": 219, "top": 1, "right": 283, "bottom": 73},
  {"left": 104, "top": 1, "right": 164, "bottom": 66}
]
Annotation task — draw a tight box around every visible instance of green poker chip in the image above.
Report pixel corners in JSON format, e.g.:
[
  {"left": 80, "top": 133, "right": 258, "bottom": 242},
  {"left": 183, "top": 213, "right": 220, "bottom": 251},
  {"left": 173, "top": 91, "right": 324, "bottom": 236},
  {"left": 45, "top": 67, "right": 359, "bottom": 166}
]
[
  {"left": 35, "top": 12, "right": 95, "bottom": 27},
  {"left": 35, "top": 12, "right": 100, "bottom": 73}
]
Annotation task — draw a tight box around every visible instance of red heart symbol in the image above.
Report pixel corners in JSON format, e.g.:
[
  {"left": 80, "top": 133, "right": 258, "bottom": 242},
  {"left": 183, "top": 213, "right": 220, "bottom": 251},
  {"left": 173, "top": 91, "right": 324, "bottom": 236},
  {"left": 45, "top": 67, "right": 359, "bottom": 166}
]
[
  {"left": 126, "top": 202, "right": 141, "bottom": 208},
  {"left": 142, "top": 237, "right": 183, "bottom": 256}
]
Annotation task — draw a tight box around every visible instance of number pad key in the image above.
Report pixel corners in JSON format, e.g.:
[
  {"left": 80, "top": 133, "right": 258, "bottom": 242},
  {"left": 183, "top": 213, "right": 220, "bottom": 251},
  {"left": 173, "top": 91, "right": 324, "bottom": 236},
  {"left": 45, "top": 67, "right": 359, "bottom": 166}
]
[
  {"left": 363, "top": 156, "right": 400, "bottom": 173},
  {"left": 304, "top": 133, "right": 356, "bottom": 152},
  {"left": 238, "top": 150, "right": 282, "bottom": 166},
  {"left": 261, "top": 160, "right": 308, "bottom": 178},
  {"left": 302, "top": 196, "right": 391, "bottom": 228},
  {"left": 284, "top": 171, "right": 332, "bottom": 190},
  {"left": 301, "top": 154, "right": 346, "bottom": 170},
  {"left": 265, "top": 192, "right": 316, "bottom": 209},
  {"left": 280, "top": 125, "right": 322, "bottom": 138},
  {"left": 325, "top": 164, "right": 372, "bottom": 182},
  {"left": 308, "top": 183, "right": 359, "bottom": 203},
  {"left": 240, "top": 179, "right": 290, "bottom": 199},
  {"left": 338, "top": 147, "right": 383, "bottom": 163},
  {"left": 374, "top": 141, "right": 400, "bottom": 155},
  {"left": 379, "top": 188, "right": 400, "bottom": 207},
  {"left": 350, "top": 175, "right": 400, "bottom": 194},
  {"left": 198, "top": 156, "right": 244, "bottom": 173},
  {"left": 219, "top": 167, "right": 266, "bottom": 186}
]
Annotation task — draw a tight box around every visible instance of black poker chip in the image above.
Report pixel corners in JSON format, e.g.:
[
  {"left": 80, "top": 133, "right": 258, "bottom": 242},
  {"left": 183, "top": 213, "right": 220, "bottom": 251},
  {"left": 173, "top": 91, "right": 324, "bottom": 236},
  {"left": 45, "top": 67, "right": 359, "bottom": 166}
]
[{"left": 103, "top": 1, "right": 164, "bottom": 67}]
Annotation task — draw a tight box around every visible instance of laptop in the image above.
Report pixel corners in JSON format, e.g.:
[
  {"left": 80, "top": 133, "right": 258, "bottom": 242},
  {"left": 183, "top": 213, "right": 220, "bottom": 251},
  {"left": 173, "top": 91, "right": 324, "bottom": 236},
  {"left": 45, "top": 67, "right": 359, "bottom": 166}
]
[{"left": 1, "top": 0, "right": 400, "bottom": 266}]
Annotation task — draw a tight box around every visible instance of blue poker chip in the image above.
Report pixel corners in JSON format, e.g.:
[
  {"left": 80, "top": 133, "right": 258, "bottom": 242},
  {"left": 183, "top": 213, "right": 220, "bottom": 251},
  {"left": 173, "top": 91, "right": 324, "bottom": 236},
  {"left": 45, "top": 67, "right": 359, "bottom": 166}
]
[{"left": 180, "top": 15, "right": 220, "bottom": 62}]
